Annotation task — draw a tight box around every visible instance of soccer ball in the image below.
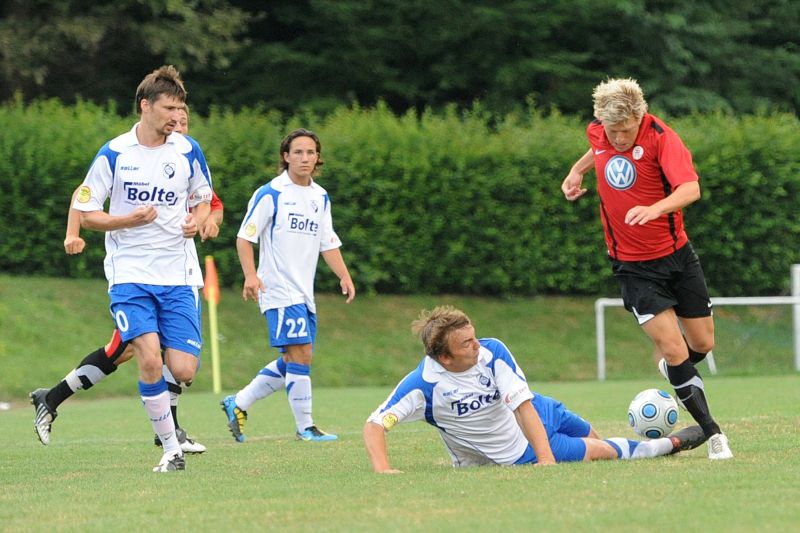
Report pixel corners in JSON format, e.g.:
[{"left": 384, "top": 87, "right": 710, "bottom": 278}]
[{"left": 627, "top": 388, "right": 679, "bottom": 439}]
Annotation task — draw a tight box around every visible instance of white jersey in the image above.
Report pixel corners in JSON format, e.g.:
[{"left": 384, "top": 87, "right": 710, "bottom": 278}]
[
  {"left": 367, "top": 338, "right": 535, "bottom": 467},
  {"left": 237, "top": 171, "right": 342, "bottom": 314},
  {"left": 73, "top": 124, "right": 213, "bottom": 287}
]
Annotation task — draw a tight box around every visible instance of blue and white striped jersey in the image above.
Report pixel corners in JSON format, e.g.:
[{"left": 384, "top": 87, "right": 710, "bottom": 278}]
[
  {"left": 237, "top": 171, "right": 342, "bottom": 314},
  {"left": 367, "top": 338, "right": 535, "bottom": 467},
  {"left": 73, "top": 125, "right": 213, "bottom": 288}
]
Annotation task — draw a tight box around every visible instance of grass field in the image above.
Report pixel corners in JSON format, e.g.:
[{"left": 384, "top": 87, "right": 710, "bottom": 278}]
[
  {"left": 2, "top": 275, "right": 799, "bottom": 531},
  {"left": 1, "top": 275, "right": 797, "bottom": 400},
  {"left": 1, "top": 376, "right": 798, "bottom": 532}
]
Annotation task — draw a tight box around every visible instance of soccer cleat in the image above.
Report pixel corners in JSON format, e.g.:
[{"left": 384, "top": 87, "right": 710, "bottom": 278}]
[
  {"left": 707, "top": 433, "right": 734, "bottom": 460},
  {"left": 296, "top": 425, "right": 338, "bottom": 442},
  {"left": 30, "top": 388, "right": 57, "bottom": 445},
  {"left": 154, "top": 428, "right": 207, "bottom": 454},
  {"left": 669, "top": 425, "right": 708, "bottom": 454},
  {"left": 657, "top": 358, "right": 686, "bottom": 410},
  {"left": 220, "top": 395, "right": 247, "bottom": 442},
  {"left": 152, "top": 451, "right": 186, "bottom": 472},
  {"left": 658, "top": 358, "right": 669, "bottom": 381}
]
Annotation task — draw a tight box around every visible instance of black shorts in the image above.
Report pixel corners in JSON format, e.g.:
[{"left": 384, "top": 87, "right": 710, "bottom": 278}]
[{"left": 610, "top": 242, "right": 712, "bottom": 325}]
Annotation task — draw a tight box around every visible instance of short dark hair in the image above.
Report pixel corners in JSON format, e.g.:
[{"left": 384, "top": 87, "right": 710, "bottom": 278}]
[
  {"left": 279, "top": 128, "right": 324, "bottom": 174},
  {"left": 134, "top": 65, "right": 187, "bottom": 115}
]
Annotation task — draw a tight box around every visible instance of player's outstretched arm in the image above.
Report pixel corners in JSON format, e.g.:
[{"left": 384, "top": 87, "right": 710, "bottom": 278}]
[
  {"left": 321, "top": 248, "right": 355, "bottom": 303},
  {"left": 514, "top": 400, "right": 557, "bottom": 466},
  {"left": 363, "top": 421, "right": 403, "bottom": 474}
]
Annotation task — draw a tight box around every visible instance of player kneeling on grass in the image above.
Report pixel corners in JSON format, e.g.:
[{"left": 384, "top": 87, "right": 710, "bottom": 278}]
[{"left": 363, "top": 306, "right": 706, "bottom": 473}]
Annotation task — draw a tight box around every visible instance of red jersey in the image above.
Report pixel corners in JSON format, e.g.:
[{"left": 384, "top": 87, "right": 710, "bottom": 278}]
[{"left": 587, "top": 113, "right": 698, "bottom": 261}]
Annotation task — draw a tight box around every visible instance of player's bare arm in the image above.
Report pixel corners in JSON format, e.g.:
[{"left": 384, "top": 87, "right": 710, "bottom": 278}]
[
  {"left": 64, "top": 188, "right": 86, "bottom": 254},
  {"left": 561, "top": 148, "right": 594, "bottom": 201},
  {"left": 236, "top": 237, "right": 265, "bottom": 302},
  {"left": 624, "top": 181, "right": 701, "bottom": 226},
  {"left": 321, "top": 248, "right": 356, "bottom": 303},
  {"left": 363, "top": 421, "right": 403, "bottom": 474},
  {"left": 79, "top": 205, "right": 158, "bottom": 231},
  {"left": 514, "top": 400, "right": 557, "bottom": 466},
  {"left": 200, "top": 208, "right": 223, "bottom": 241}
]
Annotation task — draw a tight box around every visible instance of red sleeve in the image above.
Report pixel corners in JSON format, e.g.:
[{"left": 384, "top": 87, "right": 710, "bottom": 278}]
[
  {"left": 657, "top": 126, "right": 699, "bottom": 188},
  {"left": 210, "top": 192, "right": 224, "bottom": 212}
]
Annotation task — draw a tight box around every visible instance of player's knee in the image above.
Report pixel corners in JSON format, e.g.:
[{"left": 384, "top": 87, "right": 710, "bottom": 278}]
[{"left": 689, "top": 338, "right": 714, "bottom": 354}]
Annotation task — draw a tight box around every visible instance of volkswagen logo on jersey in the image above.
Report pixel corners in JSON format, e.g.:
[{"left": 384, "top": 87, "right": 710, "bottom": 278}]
[
  {"left": 604, "top": 155, "right": 637, "bottom": 190},
  {"left": 163, "top": 162, "right": 176, "bottom": 179}
]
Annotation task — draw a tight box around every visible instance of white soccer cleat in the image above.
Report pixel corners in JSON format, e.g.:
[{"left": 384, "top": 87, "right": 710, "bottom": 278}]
[
  {"left": 658, "top": 358, "right": 669, "bottom": 380},
  {"left": 153, "top": 451, "right": 186, "bottom": 472},
  {"left": 179, "top": 431, "right": 207, "bottom": 454},
  {"left": 707, "top": 433, "right": 733, "bottom": 460}
]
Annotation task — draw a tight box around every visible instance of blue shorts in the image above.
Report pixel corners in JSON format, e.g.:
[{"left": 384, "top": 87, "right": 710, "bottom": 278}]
[
  {"left": 264, "top": 304, "right": 317, "bottom": 351},
  {"left": 109, "top": 283, "right": 203, "bottom": 357},
  {"left": 515, "top": 394, "right": 592, "bottom": 464}
]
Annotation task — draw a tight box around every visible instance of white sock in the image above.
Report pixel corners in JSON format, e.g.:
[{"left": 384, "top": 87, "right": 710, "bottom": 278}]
[
  {"left": 235, "top": 358, "right": 287, "bottom": 411},
  {"left": 631, "top": 438, "right": 674, "bottom": 459},
  {"left": 285, "top": 362, "right": 313, "bottom": 432},
  {"left": 139, "top": 379, "right": 181, "bottom": 455}
]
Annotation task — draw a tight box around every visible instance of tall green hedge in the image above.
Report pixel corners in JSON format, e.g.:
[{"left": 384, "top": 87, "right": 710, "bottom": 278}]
[{"left": 1, "top": 98, "right": 798, "bottom": 296}]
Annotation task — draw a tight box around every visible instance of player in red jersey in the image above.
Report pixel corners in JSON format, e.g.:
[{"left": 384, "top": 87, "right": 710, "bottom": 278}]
[{"left": 561, "top": 78, "right": 732, "bottom": 460}]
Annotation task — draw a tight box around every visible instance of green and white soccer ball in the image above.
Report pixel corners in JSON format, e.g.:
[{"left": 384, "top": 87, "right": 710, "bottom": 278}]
[{"left": 628, "top": 388, "right": 679, "bottom": 439}]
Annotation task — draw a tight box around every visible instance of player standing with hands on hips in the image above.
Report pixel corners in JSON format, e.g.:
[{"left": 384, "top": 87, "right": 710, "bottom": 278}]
[
  {"left": 221, "top": 128, "right": 355, "bottom": 443},
  {"left": 560, "top": 78, "right": 732, "bottom": 460},
  {"left": 71, "top": 65, "right": 213, "bottom": 471}
]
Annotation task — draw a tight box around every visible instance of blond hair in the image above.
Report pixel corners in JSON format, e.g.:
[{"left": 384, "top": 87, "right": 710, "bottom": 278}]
[
  {"left": 411, "top": 306, "right": 472, "bottom": 359},
  {"left": 592, "top": 78, "right": 648, "bottom": 124}
]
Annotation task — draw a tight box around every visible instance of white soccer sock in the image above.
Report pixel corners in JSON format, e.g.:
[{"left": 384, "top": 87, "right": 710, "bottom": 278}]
[
  {"left": 139, "top": 380, "right": 181, "bottom": 455},
  {"left": 285, "top": 362, "right": 313, "bottom": 432},
  {"left": 235, "top": 357, "right": 286, "bottom": 411},
  {"left": 605, "top": 437, "right": 633, "bottom": 459},
  {"left": 64, "top": 365, "right": 108, "bottom": 392},
  {"left": 631, "top": 438, "right": 674, "bottom": 459}
]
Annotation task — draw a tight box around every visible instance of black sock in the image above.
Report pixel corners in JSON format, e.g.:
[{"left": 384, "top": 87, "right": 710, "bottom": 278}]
[
  {"left": 684, "top": 337, "right": 708, "bottom": 364},
  {"left": 667, "top": 359, "right": 721, "bottom": 437},
  {"left": 46, "top": 347, "right": 119, "bottom": 410}
]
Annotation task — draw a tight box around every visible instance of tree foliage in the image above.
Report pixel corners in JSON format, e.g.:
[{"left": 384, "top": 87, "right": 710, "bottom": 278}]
[{"left": 1, "top": 1, "right": 797, "bottom": 116}]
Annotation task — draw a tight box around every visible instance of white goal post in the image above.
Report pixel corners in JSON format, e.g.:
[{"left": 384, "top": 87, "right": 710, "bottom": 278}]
[{"left": 594, "top": 264, "right": 800, "bottom": 381}]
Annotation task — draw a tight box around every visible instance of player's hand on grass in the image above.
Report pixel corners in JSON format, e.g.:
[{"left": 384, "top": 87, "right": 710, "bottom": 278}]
[
  {"left": 535, "top": 458, "right": 556, "bottom": 467},
  {"left": 64, "top": 235, "right": 86, "bottom": 255}
]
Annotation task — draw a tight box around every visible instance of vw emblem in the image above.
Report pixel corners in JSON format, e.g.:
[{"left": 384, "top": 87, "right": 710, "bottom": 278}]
[{"left": 604, "top": 155, "right": 636, "bottom": 190}]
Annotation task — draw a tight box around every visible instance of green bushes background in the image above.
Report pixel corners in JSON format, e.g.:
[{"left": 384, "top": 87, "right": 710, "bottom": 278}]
[{"left": 1, "top": 98, "right": 798, "bottom": 296}]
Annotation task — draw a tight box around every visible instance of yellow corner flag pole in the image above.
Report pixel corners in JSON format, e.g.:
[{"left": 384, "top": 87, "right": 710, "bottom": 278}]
[{"left": 203, "top": 256, "right": 222, "bottom": 394}]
